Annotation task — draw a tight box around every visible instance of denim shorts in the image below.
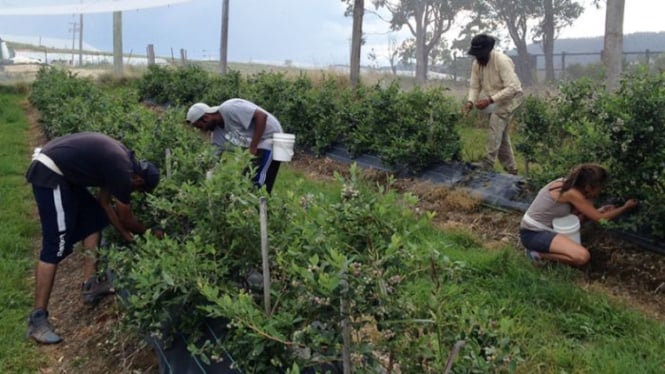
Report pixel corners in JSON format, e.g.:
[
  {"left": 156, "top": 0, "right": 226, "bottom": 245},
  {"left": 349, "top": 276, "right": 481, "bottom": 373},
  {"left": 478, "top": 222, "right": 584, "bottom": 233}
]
[{"left": 519, "top": 228, "right": 556, "bottom": 253}]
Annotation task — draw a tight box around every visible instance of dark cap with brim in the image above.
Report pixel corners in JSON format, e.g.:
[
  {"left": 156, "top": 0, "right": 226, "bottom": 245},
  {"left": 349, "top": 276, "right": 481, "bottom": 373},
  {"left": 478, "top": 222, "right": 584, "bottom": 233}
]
[
  {"left": 468, "top": 34, "right": 496, "bottom": 56},
  {"left": 138, "top": 160, "right": 160, "bottom": 193}
]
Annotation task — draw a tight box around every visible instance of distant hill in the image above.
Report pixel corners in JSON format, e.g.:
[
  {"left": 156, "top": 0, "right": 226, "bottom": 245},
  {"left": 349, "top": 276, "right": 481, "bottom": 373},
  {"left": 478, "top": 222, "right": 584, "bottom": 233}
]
[
  {"left": 515, "top": 32, "right": 665, "bottom": 67},
  {"left": 527, "top": 32, "right": 665, "bottom": 54}
]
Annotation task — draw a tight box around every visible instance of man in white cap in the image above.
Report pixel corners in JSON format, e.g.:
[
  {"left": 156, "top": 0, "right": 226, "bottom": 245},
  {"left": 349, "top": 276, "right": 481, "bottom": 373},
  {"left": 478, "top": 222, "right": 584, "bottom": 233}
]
[
  {"left": 463, "top": 33, "right": 523, "bottom": 175},
  {"left": 186, "top": 98, "right": 284, "bottom": 193}
]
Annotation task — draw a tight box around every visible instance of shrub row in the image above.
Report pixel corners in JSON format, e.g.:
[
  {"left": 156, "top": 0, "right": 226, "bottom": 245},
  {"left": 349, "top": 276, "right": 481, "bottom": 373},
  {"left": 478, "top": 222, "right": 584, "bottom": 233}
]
[
  {"left": 137, "top": 65, "right": 462, "bottom": 174},
  {"left": 28, "top": 66, "right": 519, "bottom": 372},
  {"left": 515, "top": 69, "right": 665, "bottom": 239}
]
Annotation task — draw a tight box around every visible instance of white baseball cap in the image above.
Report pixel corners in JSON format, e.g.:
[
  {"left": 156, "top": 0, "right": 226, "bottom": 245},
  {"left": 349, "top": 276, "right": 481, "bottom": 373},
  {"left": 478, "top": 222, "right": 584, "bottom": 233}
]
[{"left": 186, "top": 103, "right": 219, "bottom": 124}]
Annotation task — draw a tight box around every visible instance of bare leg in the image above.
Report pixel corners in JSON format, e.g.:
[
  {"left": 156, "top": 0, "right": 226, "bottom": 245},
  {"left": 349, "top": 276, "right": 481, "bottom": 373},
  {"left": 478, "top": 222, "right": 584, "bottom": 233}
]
[
  {"left": 539, "top": 234, "right": 590, "bottom": 266},
  {"left": 82, "top": 232, "right": 100, "bottom": 281},
  {"left": 34, "top": 261, "right": 58, "bottom": 310}
]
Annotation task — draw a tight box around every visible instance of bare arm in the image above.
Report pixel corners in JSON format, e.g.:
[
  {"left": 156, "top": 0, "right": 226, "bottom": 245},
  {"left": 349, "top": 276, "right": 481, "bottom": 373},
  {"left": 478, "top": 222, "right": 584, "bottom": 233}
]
[
  {"left": 97, "top": 189, "right": 147, "bottom": 242},
  {"left": 249, "top": 109, "right": 268, "bottom": 155},
  {"left": 561, "top": 189, "right": 638, "bottom": 222}
]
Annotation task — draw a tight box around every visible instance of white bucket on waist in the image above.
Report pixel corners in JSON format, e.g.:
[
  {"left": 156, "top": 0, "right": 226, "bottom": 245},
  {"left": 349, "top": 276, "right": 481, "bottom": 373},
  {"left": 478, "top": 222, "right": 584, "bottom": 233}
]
[
  {"left": 272, "top": 133, "right": 296, "bottom": 162},
  {"left": 552, "top": 214, "right": 581, "bottom": 244}
]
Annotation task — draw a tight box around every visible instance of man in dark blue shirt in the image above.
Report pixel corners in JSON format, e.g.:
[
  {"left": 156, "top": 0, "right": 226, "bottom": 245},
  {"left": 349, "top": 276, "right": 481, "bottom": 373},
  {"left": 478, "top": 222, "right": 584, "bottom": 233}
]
[{"left": 25, "top": 132, "right": 161, "bottom": 344}]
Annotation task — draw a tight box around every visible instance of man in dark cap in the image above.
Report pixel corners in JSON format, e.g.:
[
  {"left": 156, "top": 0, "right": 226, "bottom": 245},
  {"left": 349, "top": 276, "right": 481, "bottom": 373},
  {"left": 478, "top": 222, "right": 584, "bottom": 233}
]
[
  {"left": 464, "top": 34, "right": 523, "bottom": 175},
  {"left": 25, "top": 132, "right": 161, "bottom": 344}
]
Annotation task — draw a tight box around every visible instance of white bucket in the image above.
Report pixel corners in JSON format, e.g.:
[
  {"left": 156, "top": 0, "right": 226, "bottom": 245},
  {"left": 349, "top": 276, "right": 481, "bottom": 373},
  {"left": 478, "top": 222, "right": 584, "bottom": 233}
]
[
  {"left": 552, "top": 214, "right": 581, "bottom": 244},
  {"left": 272, "top": 133, "right": 296, "bottom": 162}
]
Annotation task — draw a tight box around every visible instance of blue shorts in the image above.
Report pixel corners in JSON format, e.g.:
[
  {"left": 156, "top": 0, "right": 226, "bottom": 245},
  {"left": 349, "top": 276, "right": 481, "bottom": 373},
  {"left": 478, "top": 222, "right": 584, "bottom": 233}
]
[
  {"left": 33, "top": 184, "right": 109, "bottom": 264},
  {"left": 252, "top": 149, "right": 281, "bottom": 194},
  {"left": 519, "top": 228, "right": 556, "bottom": 253}
]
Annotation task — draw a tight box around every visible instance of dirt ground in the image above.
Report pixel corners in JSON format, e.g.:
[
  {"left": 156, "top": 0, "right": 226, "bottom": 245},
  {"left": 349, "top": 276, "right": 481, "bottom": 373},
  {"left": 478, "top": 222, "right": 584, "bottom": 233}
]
[{"left": 29, "top": 146, "right": 664, "bottom": 373}]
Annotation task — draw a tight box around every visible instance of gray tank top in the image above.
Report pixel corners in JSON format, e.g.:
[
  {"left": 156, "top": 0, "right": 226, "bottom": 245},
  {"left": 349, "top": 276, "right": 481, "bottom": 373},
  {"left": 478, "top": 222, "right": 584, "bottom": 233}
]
[{"left": 520, "top": 178, "right": 572, "bottom": 230}]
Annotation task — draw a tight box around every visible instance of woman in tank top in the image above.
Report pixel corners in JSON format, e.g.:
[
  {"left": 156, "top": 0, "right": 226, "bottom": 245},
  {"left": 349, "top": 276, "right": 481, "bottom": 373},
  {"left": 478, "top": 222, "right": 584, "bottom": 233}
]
[{"left": 519, "top": 163, "right": 638, "bottom": 266}]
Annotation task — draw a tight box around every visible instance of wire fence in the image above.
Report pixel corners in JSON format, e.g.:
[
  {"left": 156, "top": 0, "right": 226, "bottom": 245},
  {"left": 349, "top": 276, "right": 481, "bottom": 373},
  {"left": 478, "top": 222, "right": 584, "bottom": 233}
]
[{"left": 445, "top": 49, "right": 665, "bottom": 84}]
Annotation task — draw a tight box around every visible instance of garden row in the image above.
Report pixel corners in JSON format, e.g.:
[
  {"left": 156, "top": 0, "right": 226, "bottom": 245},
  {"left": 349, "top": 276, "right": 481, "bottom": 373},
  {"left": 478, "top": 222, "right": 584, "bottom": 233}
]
[
  {"left": 29, "top": 67, "right": 519, "bottom": 372},
  {"left": 26, "top": 65, "right": 665, "bottom": 372},
  {"left": 135, "top": 64, "right": 665, "bottom": 241}
]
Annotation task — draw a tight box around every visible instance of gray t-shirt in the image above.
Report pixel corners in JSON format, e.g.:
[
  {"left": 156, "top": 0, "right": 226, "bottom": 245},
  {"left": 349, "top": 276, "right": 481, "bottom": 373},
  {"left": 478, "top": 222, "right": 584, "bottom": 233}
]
[
  {"left": 211, "top": 98, "right": 283, "bottom": 152},
  {"left": 520, "top": 178, "right": 572, "bottom": 230}
]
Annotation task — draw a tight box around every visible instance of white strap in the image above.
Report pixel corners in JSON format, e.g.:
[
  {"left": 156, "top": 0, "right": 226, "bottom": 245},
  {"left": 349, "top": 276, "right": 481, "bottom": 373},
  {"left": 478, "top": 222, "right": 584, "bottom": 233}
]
[
  {"left": 33, "top": 148, "right": 64, "bottom": 176},
  {"left": 521, "top": 213, "right": 554, "bottom": 232}
]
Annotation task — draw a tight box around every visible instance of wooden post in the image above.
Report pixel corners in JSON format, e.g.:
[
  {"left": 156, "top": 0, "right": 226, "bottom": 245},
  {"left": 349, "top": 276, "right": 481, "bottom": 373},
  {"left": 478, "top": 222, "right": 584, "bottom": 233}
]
[
  {"left": 180, "top": 48, "right": 187, "bottom": 66},
  {"left": 147, "top": 44, "right": 155, "bottom": 66},
  {"left": 219, "top": 0, "right": 229, "bottom": 74},
  {"left": 341, "top": 285, "right": 352, "bottom": 373},
  {"left": 560, "top": 51, "right": 566, "bottom": 80},
  {"left": 113, "top": 11, "right": 123, "bottom": 77},
  {"left": 165, "top": 148, "right": 172, "bottom": 178},
  {"left": 259, "top": 197, "right": 271, "bottom": 316}
]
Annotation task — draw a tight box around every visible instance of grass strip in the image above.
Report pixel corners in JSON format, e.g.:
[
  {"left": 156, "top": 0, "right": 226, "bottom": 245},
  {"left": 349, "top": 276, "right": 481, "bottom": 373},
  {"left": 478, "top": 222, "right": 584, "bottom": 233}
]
[{"left": 0, "top": 90, "right": 43, "bottom": 372}]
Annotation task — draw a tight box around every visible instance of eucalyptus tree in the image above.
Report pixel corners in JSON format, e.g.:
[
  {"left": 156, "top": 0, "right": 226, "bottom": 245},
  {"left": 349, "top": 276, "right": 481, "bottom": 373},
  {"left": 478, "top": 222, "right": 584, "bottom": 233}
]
[
  {"left": 341, "top": 0, "right": 365, "bottom": 87},
  {"left": 536, "top": 0, "right": 584, "bottom": 81},
  {"left": 466, "top": 0, "right": 585, "bottom": 85},
  {"left": 466, "top": 0, "right": 540, "bottom": 86},
  {"left": 372, "top": 0, "right": 470, "bottom": 85},
  {"left": 604, "top": 0, "right": 624, "bottom": 91}
]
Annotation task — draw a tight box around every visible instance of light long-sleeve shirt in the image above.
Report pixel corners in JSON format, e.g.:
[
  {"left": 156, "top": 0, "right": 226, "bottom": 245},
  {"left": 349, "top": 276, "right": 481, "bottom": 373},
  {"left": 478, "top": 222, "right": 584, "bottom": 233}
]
[{"left": 467, "top": 50, "right": 523, "bottom": 114}]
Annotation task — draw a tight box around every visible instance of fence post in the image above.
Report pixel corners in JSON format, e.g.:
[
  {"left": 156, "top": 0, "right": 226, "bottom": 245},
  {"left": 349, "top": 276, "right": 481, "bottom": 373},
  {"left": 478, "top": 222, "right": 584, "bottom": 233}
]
[
  {"left": 259, "top": 197, "right": 271, "bottom": 316},
  {"left": 645, "top": 49, "right": 651, "bottom": 65},
  {"left": 146, "top": 44, "right": 155, "bottom": 66},
  {"left": 560, "top": 52, "right": 566, "bottom": 80}
]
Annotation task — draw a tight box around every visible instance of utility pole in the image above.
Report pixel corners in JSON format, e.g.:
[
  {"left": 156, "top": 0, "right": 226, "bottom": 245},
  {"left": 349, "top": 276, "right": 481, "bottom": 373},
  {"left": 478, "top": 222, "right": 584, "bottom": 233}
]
[
  {"left": 113, "top": 11, "right": 123, "bottom": 77},
  {"left": 69, "top": 21, "right": 78, "bottom": 66},
  {"left": 219, "top": 0, "right": 229, "bottom": 74},
  {"left": 79, "top": 12, "right": 84, "bottom": 66}
]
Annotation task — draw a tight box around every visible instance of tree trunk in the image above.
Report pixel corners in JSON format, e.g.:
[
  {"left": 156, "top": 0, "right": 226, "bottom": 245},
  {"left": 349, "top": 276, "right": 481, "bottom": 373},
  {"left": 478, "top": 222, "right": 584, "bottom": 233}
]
[
  {"left": 350, "top": 0, "right": 364, "bottom": 88},
  {"left": 515, "top": 41, "right": 532, "bottom": 86},
  {"left": 543, "top": 0, "right": 555, "bottom": 81},
  {"left": 604, "top": 0, "right": 624, "bottom": 91},
  {"left": 414, "top": 3, "right": 427, "bottom": 85}
]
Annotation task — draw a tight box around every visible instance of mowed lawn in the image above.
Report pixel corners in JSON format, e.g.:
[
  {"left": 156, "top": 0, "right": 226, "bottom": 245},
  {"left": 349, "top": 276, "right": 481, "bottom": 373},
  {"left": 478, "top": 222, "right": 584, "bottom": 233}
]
[{"left": 0, "top": 88, "right": 43, "bottom": 372}]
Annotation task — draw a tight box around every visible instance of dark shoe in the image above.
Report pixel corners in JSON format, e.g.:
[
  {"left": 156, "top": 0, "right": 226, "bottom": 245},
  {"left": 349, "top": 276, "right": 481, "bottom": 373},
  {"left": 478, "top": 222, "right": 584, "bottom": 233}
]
[
  {"left": 82, "top": 276, "right": 115, "bottom": 305},
  {"left": 525, "top": 249, "right": 545, "bottom": 266},
  {"left": 27, "top": 309, "right": 62, "bottom": 344}
]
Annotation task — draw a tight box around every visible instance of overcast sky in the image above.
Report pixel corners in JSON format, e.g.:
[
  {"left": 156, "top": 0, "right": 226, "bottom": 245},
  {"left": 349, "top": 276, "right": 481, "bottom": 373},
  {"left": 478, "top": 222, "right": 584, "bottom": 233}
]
[{"left": 0, "top": 0, "right": 664, "bottom": 67}]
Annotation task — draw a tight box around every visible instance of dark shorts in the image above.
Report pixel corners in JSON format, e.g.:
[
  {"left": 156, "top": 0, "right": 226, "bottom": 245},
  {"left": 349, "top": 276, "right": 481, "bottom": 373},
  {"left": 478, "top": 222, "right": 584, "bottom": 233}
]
[
  {"left": 519, "top": 228, "right": 556, "bottom": 253},
  {"left": 33, "top": 184, "right": 109, "bottom": 264},
  {"left": 252, "top": 149, "right": 281, "bottom": 194}
]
